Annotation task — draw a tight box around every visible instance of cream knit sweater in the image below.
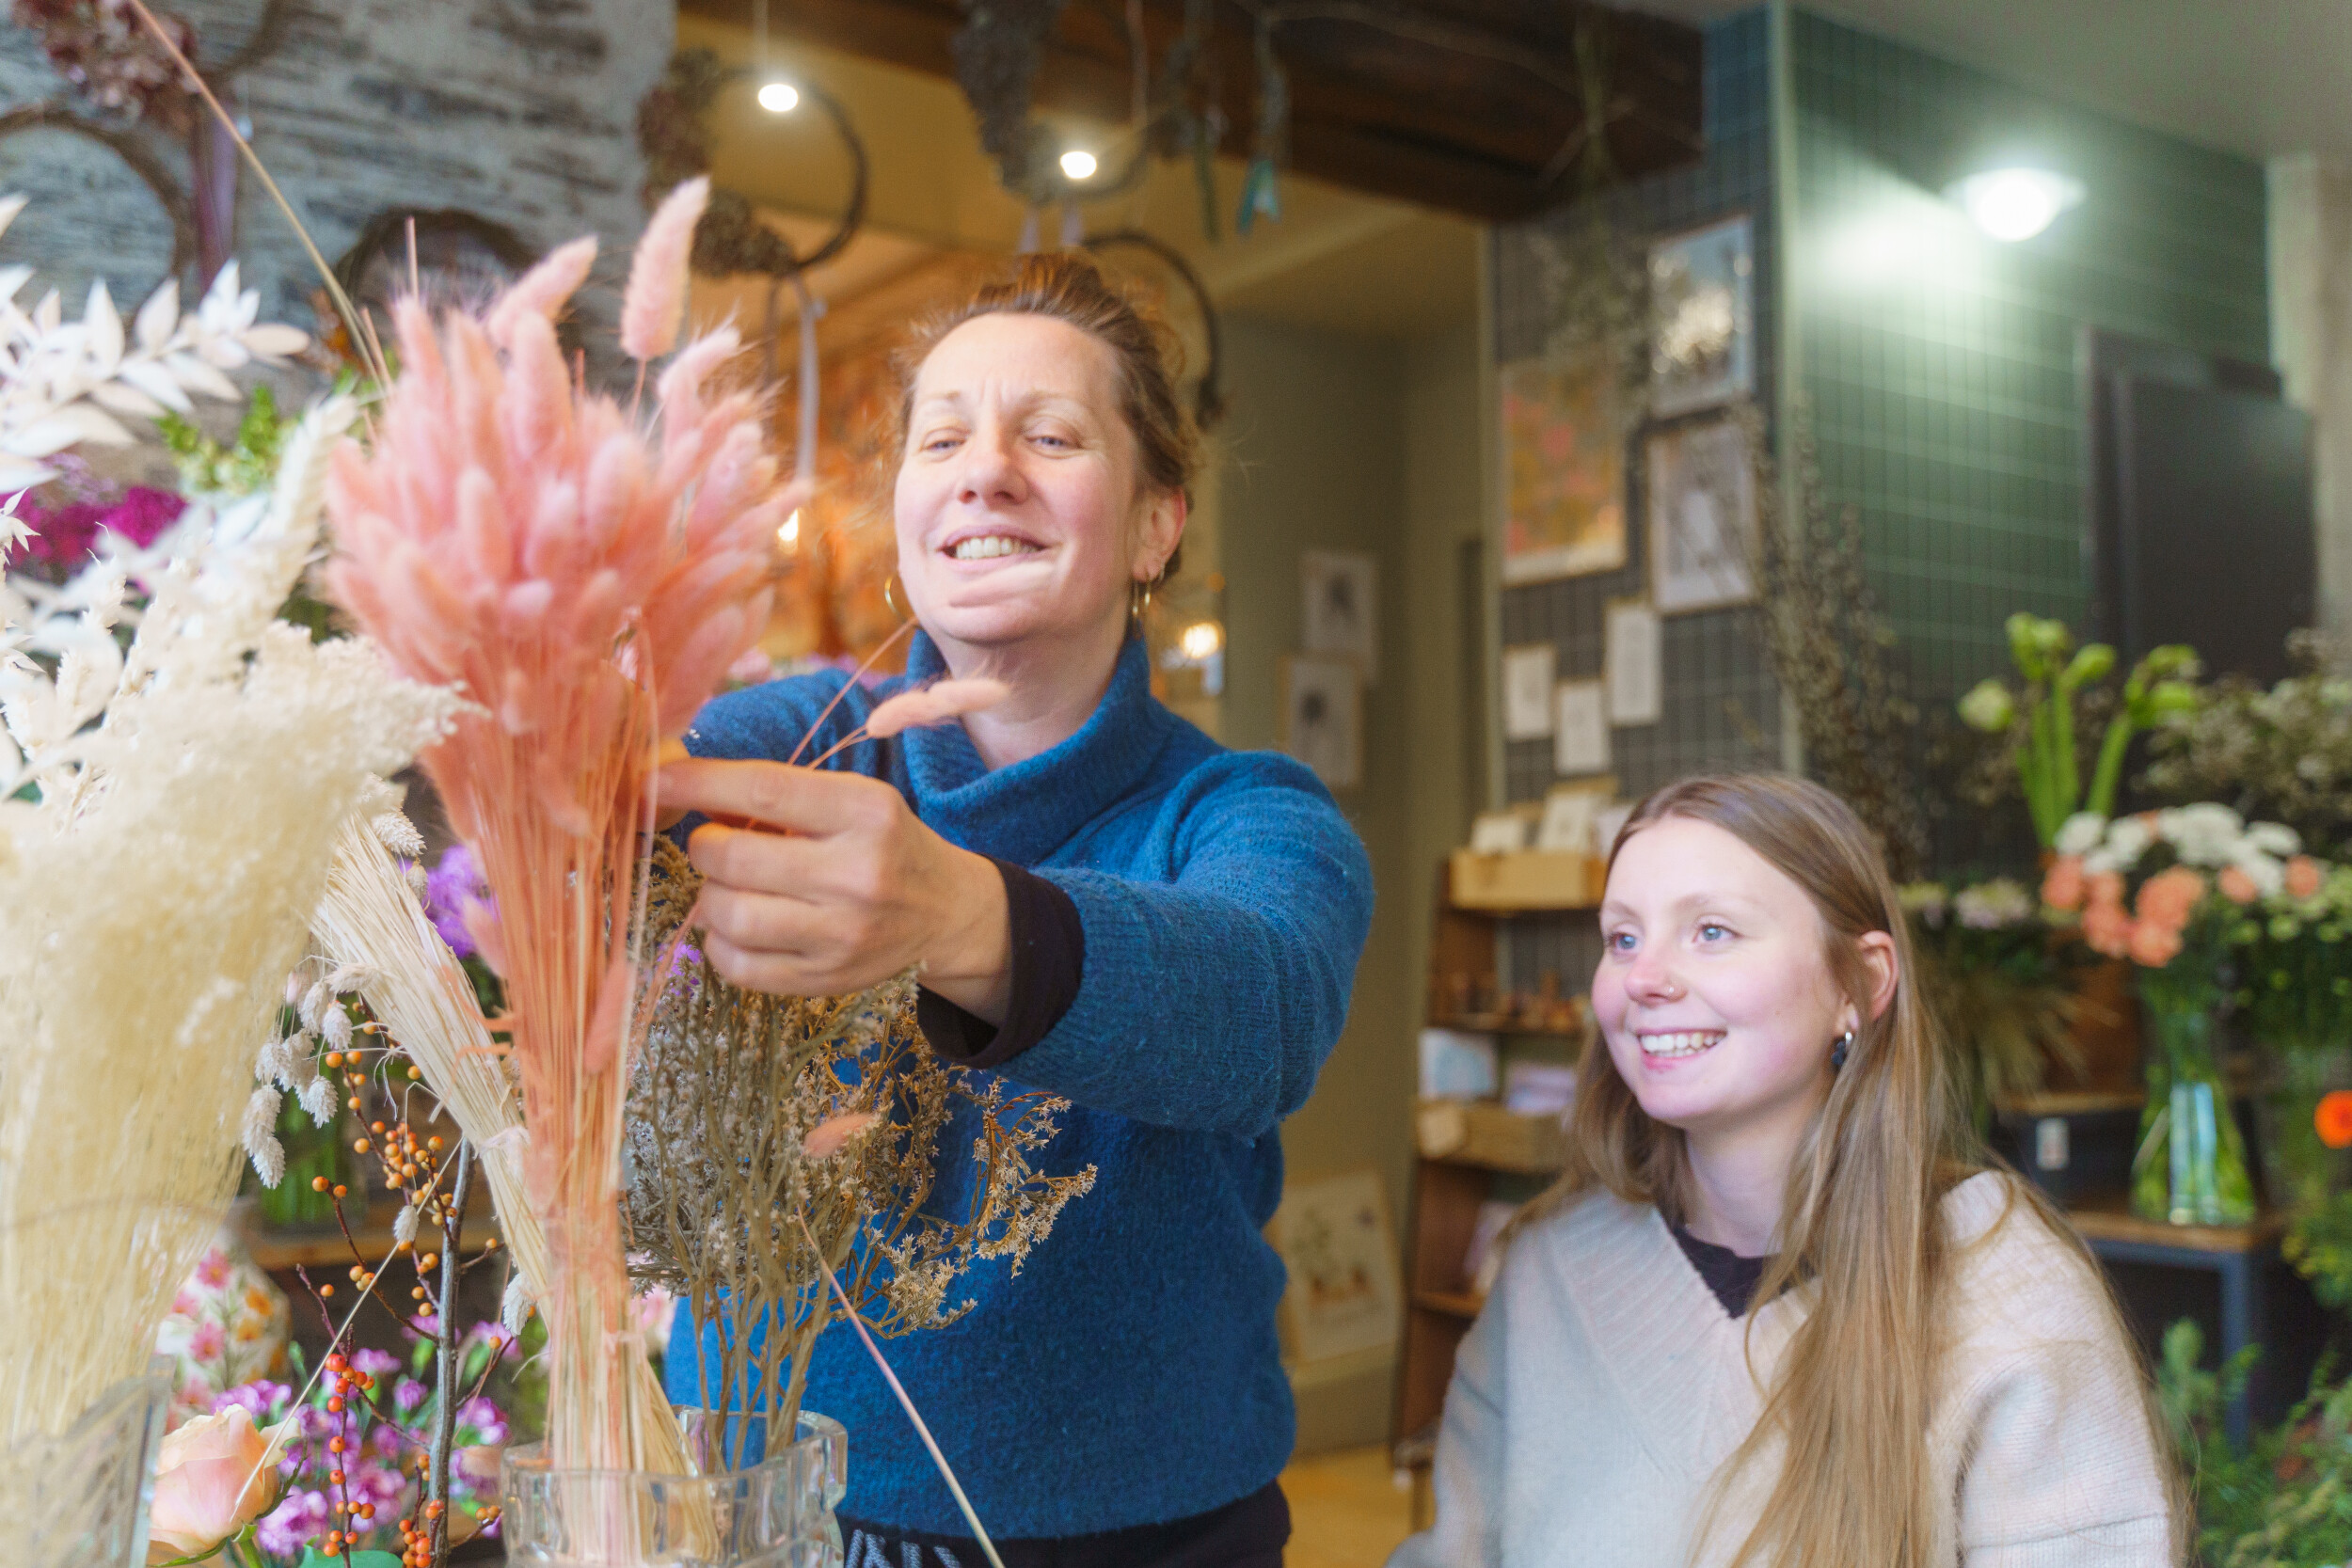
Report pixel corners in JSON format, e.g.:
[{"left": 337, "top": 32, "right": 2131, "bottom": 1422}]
[{"left": 1388, "top": 1173, "right": 2175, "bottom": 1567}]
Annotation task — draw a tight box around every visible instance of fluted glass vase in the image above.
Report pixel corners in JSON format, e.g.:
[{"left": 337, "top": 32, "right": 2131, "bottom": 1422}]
[
  {"left": 0, "top": 1368, "right": 168, "bottom": 1566},
  {"left": 501, "top": 1409, "right": 846, "bottom": 1568},
  {"left": 2132, "top": 964, "right": 2258, "bottom": 1226}
]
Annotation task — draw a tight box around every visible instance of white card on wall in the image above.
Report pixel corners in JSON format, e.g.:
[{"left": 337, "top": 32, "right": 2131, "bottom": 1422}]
[
  {"left": 1501, "top": 644, "right": 1557, "bottom": 740},
  {"left": 1554, "top": 681, "right": 1611, "bottom": 776},
  {"left": 1604, "top": 600, "right": 1663, "bottom": 726}
]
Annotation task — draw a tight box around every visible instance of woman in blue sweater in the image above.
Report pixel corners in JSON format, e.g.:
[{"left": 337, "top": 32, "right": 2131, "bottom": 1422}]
[{"left": 658, "top": 252, "right": 1375, "bottom": 1565}]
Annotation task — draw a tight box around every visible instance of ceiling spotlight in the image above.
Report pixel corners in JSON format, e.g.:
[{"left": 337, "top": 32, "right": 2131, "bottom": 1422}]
[
  {"left": 757, "top": 80, "right": 801, "bottom": 114},
  {"left": 1947, "top": 167, "right": 2083, "bottom": 242},
  {"left": 1059, "top": 149, "right": 1098, "bottom": 182}
]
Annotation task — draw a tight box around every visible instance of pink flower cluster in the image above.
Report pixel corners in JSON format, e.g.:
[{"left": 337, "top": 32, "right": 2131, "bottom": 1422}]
[
  {"left": 2043, "top": 856, "right": 2204, "bottom": 968},
  {"left": 3, "top": 484, "right": 184, "bottom": 568}
]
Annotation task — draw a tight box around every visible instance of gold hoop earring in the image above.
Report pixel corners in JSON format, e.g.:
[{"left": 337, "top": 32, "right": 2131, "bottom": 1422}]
[
  {"left": 1130, "top": 577, "right": 1154, "bottom": 623},
  {"left": 882, "top": 570, "right": 909, "bottom": 624}
]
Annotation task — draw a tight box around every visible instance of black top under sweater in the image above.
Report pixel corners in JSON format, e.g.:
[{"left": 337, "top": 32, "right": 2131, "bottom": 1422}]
[
  {"left": 1670, "top": 1224, "right": 1772, "bottom": 1318},
  {"left": 841, "top": 1479, "right": 1289, "bottom": 1568}
]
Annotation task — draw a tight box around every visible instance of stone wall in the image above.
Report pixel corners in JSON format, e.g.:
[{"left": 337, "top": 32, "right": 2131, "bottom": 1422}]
[{"left": 0, "top": 0, "right": 674, "bottom": 372}]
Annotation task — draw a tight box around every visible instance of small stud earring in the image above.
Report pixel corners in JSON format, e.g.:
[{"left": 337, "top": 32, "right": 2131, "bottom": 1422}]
[{"left": 1830, "top": 1029, "right": 1855, "bottom": 1070}]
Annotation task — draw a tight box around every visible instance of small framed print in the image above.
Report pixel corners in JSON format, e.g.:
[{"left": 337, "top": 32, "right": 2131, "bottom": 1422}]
[
  {"left": 1280, "top": 655, "right": 1364, "bottom": 792},
  {"left": 1554, "top": 680, "right": 1611, "bottom": 776},
  {"left": 1646, "top": 417, "right": 1757, "bottom": 614},
  {"left": 1502, "top": 644, "right": 1558, "bottom": 740},
  {"left": 1604, "top": 600, "right": 1663, "bottom": 727},
  {"left": 1301, "top": 549, "right": 1379, "bottom": 684},
  {"left": 1269, "top": 1167, "right": 1402, "bottom": 1366},
  {"left": 1648, "top": 214, "right": 1755, "bottom": 419}
]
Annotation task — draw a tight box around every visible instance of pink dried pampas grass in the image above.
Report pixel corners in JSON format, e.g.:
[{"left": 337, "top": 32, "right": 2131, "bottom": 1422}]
[{"left": 324, "top": 211, "right": 784, "bottom": 1484}]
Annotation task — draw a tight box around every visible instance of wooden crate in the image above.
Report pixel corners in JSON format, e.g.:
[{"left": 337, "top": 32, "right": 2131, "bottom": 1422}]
[
  {"left": 1414, "top": 1100, "right": 1569, "bottom": 1174},
  {"left": 1445, "top": 848, "right": 1598, "bottom": 911}
]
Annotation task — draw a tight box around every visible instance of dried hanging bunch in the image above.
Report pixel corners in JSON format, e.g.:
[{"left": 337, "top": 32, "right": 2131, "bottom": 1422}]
[
  {"left": 322, "top": 174, "right": 787, "bottom": 1486},
  {"left": 625, "top": 837, "right": 1095, "bottom": 1469}
]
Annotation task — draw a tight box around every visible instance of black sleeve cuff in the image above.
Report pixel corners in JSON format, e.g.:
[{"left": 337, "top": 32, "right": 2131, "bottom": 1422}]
[{"left": 915, "top": 858, "right": 1085, "bottom": 1071}]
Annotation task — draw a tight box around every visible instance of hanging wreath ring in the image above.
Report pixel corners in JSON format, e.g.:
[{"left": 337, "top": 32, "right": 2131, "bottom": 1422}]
[
  {"left": 0, "top": 102, "right": 199, "bottom": 282},
  {"left": 1082, "top": 229, "right": 1227, "bottom": 432}
]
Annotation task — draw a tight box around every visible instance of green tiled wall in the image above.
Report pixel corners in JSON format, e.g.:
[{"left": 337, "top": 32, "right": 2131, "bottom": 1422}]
[{"left": 1788, "top": 8, "right": 2271, "bottom": 695}]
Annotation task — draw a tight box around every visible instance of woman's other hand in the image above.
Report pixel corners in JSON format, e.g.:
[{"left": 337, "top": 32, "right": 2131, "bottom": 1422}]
[{"left": 656, "top": 757, "right": 1013, "bottom": 1022}]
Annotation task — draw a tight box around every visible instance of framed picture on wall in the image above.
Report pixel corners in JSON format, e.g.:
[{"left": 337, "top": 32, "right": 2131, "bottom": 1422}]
[
  {"left": 1279, "top": 655, "right": 1364, "bottom": 791},
  {"left": 1645, "top": 416, "right": 1758, "bottom": 613},
  {"left": 1269, "top": 1167, "right": 1402, "bottom": 1366},
  {"left": 1499, "top": 350, "right": 1628, "bottom": 585},
  {"left": 1300, "top": 549, "right": 1379, "bottom": 683},
  {"left": 1648, "top": 214, "right": 1755, "bottom": 419}
]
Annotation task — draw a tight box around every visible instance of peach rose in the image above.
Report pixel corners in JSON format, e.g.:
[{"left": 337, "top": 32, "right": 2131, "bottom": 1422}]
[
  {"left": 2128, "top": 919, "right": 2185, "bottom": 969},
  {"left": 2287, "top": 856, "right": 2325, "bottom": 900},
  {"left": 2041, "top": 856, "right": 2087, "bottom": 912},
  {"left": 2218, "top": 865, "right": 2260, "bottom": 905},
  {"left": 2083, "top": 900, "right": 2136, "bottom": 959},
  {"left": 2088, "top": 870, "right": 2126, "bottom": 911},
  {"left": 2137, "top": 866, "right": 2207, "bottom": 928},
  {"left": 147, "top": 1405, "right": 293, "bottom": 1564}
]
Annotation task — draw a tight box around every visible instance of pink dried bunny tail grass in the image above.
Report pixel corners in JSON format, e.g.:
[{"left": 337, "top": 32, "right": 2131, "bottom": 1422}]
[
  {"left": 323, "top": 217, "right": 783, "bottom": 1483},
  {"left": 863, "top": 678, "right": 1013, "bottom": 739},
  {"left": 621, "top": 176, "right": 708, "bottom": 362},
  {"left": 484, "top": 235, "right": 597, "bottom": 349}
]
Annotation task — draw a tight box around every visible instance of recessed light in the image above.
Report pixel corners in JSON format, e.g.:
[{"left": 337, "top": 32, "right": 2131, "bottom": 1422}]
[{"left": 1947, "top": 167, "right": 2083, "bottom": 242}]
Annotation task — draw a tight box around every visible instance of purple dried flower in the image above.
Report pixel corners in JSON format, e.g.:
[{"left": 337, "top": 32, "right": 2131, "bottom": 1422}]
[
  {"left": 351, "top": 1346, "right": 401, "bottom": 1380},
  {"left": 394, "top": 1375, "right": 427, "bottom": 1413},
  {"left": 421, "top": 844, "right": 491, "bottom": 958},
  {"left": 455, "top": 1394, "right": 509, "bottom": 1447},
  {"left": 256, "top": 1486, "right": 330, "bottom": 1558},
  {"left": 211, "top": 1379, "right": 291, "bottom": 1422}
]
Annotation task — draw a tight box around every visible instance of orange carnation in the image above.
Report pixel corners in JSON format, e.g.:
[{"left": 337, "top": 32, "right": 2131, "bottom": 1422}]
[
  {"left": 2217, "top": 865, "right": 2260, "bottom": 905},
  {"left": 2287, "top": 856, "right": 2325, "bottom": 900},
  {"left": 2137, "top": 866, "right": 2207, "bottom": 929},
  {"left": 2042, "top": 856, "right": 2087, "bottom": 912},
  {"left": 2318, "top": 1091, "right": 2352, "bottom": 1150},
  {"left": 2082, "top": 900, "right": 2135, "bottom": 959},
  {"left": 2127, "top": 918, "right": 2185, "bottom": 969}
]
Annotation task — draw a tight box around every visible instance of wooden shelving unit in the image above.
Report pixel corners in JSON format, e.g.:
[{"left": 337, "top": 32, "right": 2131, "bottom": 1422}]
[{"left": 1391, "top": 860, "right": 1589, "bottom": 1528}]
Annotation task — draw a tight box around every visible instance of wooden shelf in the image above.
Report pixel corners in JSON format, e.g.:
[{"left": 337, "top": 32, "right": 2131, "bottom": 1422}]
[
  {"left": 240, "top": 1204, "right": 502, "bottom": 1273},
  {"left": 2064, "top": 1192, "right": 2286, "bottom": 1254},
  {"left": 1427, "top": 1013, "right": 1585, "bottom": 1038},
  {"left": 1994, "top": 1089, "right": 2145, "bottom": 1117},
  {"left": 1413, "top": 1289, "right": 1486, "bottom": 1320},
  {"left": 1446, "top": 849, "right": 1601, "bottom": 912}
]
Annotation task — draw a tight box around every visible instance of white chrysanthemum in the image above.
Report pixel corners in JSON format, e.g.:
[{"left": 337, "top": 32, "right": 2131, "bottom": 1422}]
[
  {"left": 2055, "top": 813, "right": 2106, "bottom": 856},
  {"left": 2104, "top": 815, "right": 2154, "bottom": 868},
  {"left": 2158, "top": 803, "right": 2246, "bottom": 867},
  {"left": 2246, "top": 822, "right": 2301, "bottom": 858},
  {"left": 1955, "top": 878, "right": 2034, "bottom": 930},
  {"left": 2233, "top": 853, "right": 2286, "bottom": 899}
]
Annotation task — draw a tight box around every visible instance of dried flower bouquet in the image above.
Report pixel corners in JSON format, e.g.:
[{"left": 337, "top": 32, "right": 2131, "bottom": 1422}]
[
  {"left": 624, "top": 839, "right": 1096, "bottom": 1469},
  {"left": 0, "top": 259, "right": 461, "bottom": 1453},
  {"left": 321, "top": 177, "right": 786, "bottom": 1486}
]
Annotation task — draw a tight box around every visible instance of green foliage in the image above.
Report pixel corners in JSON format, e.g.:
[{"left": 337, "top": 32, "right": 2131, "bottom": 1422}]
[
  {"left": 2168, "top": 1316, "right": 2352, "bottom": 1568},
  {"left": 158, "top": 384, "right": 294, "bottom": 499},
  {"left": 2286, "top": 1193, "right": 2352, "bottom": 1311}
]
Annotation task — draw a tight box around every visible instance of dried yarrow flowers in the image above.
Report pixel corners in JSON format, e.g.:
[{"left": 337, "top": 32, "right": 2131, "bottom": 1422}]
[{"left": 624, "top": 838, "right": 1096, "bottom": 1469}]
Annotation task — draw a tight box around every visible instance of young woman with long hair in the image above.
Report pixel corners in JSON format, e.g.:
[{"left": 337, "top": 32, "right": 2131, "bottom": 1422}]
[{"left": 1390, "top": 774, "right": 2177, "bottom": 1568}]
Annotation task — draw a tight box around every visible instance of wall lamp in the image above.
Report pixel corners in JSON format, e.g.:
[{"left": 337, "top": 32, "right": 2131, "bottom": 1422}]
[{"left": 1947, "top": 166, "right": 2084, "bottom": 242}]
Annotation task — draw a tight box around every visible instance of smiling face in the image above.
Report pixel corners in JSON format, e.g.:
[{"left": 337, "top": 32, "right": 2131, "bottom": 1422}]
[
  {"left": 894, "top": 312, "right": 1183, "bottom": 664},
  {"left": 1593, "top": 816, "right": 1859, "bottom": 1147}
]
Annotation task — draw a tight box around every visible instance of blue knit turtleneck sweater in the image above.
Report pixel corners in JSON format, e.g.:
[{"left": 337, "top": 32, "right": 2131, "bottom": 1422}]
[{"left": 664, "top": 631, "right": 1375, "bottom": 1538}]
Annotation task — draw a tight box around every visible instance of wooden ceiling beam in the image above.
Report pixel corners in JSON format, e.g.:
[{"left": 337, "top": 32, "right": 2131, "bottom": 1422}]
[{"left": 679, "top": 0, "right": 1703, "bottom": 221}]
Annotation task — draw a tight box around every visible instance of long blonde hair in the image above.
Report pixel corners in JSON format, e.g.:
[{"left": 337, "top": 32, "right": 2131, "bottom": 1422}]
[{"left": 1523, "top": 773, "right": 2170, "bottom": 1567}]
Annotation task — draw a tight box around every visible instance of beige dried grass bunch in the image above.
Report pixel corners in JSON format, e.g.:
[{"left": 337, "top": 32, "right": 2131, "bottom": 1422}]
[
  {"left": 0, "top": 399, "right": 462, "bottom": 1445},
  {"left": 624, "top": 839, "right": 1096, "bottom": 1469}
]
